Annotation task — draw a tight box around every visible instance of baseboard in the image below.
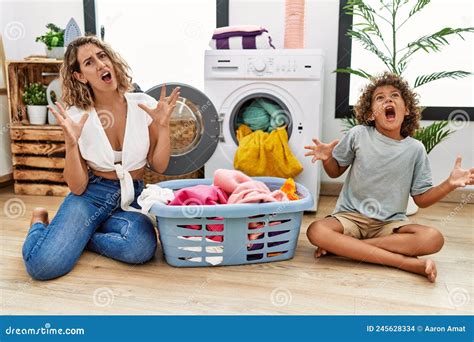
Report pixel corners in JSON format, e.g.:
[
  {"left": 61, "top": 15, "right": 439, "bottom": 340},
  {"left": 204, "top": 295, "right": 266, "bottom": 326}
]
[
  {"left": 320, "top": 182, "right": 474, "bottom": 204},
  {"left": 0, "top": 173, "right": 13, "bottom": 188}
]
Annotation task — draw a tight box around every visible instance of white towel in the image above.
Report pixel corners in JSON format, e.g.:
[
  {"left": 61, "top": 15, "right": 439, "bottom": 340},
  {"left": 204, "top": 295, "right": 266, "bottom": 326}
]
[{"left": 137, "top": 184, "right": 175, "bottom": 214}]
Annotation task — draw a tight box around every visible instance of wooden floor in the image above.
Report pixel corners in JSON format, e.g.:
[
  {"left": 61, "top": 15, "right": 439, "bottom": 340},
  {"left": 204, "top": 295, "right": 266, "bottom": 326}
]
[{"left": 1, "top": 185, "right": 472, "bottom": 315}]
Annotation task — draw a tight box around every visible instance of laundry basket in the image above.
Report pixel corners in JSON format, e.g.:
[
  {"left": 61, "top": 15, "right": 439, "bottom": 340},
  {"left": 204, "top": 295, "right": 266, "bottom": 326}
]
[{"left": 149, "top": 177, "right": 314, "bottom": 267}]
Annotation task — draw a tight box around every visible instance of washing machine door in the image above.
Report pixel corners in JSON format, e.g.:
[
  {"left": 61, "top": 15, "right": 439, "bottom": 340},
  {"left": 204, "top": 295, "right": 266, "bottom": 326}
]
[{"left": 146, "top": 83, "right": 219, "bottom": 176}]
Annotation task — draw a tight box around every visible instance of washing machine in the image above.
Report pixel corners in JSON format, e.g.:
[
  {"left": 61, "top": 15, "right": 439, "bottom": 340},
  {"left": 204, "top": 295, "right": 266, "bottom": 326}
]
[
  {"left": 204, "top": 49, "right": 324, "bottom": 211},
  {"left": 145, "top": 49, "right": 324, "bottom": 211}
]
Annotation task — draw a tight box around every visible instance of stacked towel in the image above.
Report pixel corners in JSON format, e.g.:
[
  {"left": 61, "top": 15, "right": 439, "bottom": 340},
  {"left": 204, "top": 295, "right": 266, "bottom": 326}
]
[{"left": 210, "top": 25, "right": 275, "bottom": 50}]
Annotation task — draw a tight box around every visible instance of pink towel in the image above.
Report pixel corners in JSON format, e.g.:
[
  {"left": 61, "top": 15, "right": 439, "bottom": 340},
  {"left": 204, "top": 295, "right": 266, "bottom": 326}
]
[
  {"left": 213, "top": 169, "right": 288, "bottom": 204},
  {"left": 169, "top": 185, "right": 228, "bottom": 206},
  {"left": 214, "top": 169, "right": 252, "bottom": 194},
  {"left": 169, "top": 185, "right": 228, "bottom": 242}
]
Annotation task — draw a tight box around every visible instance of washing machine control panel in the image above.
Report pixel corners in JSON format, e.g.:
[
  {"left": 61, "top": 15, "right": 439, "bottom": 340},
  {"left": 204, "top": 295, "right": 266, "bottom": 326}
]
[{"left": 246, "top": 56, "right": 316, "bottom": 78}]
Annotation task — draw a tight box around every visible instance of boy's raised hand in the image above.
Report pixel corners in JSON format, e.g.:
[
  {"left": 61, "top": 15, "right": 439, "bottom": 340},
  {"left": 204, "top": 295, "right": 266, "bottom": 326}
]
[
  {"left": 304, "top": 138, "right": 339, "bottom": 163},
  {"left": 448, "top": 156, "right": 474, "bottom": 188}
]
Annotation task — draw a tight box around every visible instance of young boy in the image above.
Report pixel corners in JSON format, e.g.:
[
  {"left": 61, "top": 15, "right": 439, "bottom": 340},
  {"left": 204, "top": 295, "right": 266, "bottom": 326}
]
[{"left": 304, "top": 72, "right": 473, "bottom": 282}]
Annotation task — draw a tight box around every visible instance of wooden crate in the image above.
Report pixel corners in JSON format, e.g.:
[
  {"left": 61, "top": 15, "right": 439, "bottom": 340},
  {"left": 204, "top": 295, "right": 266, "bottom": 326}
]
[
  {"left": 6, "top": 59, "right": 69, "bottom": 196},
  {"left": 6, "top": 59, "right": 62, "bottom": 123},
  {"left": 10, "top": 125, "right": 69, "bottom": 196}
]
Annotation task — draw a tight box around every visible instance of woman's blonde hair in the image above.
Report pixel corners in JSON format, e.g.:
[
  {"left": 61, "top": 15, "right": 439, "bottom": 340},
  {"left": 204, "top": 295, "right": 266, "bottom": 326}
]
[
  {"left": 354, "top": 72, "right": 421, "bottom": 137},
  {"left": 60, "top": 36, "right": 133, "bottom": 110}
]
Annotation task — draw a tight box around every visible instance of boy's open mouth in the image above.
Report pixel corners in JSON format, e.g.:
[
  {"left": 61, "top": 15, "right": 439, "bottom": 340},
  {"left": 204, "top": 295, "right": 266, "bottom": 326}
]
[
  {"left": 101, "top": 71, "right": 112, "bottom": 84},
  {"left": 384, "top": 105, "right": 396, "bottom": 121}
]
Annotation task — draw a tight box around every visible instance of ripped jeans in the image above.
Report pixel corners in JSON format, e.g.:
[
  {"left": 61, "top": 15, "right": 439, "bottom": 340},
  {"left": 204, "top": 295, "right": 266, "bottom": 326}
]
[{"left": 22, "top": 173, "right": 157, "bottom": 280}]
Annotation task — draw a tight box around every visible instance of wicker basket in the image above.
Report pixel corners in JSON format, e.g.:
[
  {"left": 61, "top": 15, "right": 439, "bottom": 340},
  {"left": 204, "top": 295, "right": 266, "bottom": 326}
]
[{"left": 144, "top": 167, "right": 204, "bottom": 185}]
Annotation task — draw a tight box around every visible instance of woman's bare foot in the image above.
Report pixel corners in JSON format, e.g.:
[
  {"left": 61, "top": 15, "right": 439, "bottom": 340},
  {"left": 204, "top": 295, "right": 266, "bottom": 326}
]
[
  {"left": 413, "top": 259, "right": 437, "bottom": 282},
  {"left": 30, "top": 208, "right": 49, "bottom": 226},
  {"left": 314, "top": 247, "right": 328, "bottom": 258}
]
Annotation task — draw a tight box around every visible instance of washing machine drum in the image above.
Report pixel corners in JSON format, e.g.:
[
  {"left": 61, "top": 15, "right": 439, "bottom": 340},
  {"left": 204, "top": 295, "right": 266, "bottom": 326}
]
[{"left": 145, "top": 83, "right": 219, "bottom": 176}]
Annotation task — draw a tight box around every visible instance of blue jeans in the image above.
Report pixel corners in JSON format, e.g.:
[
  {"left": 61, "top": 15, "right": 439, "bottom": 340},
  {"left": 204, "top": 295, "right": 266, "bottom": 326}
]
[{"left": 22, "top": 173, "right": 157, "bottom": 280}]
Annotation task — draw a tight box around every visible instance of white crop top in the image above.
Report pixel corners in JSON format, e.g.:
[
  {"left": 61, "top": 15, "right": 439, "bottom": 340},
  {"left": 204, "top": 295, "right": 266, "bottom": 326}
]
[{"left": 68, "top": 92, "right": 157, "bottom": 211}]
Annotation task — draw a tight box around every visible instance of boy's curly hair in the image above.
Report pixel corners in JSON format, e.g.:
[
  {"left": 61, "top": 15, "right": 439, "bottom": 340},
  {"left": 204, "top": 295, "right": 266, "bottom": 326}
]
[
  {"left": 354, "top": 72, "right": 421, "bottom": 137},
  {"left": 61, "top": 35, "right": 133, "bottom": 110}
]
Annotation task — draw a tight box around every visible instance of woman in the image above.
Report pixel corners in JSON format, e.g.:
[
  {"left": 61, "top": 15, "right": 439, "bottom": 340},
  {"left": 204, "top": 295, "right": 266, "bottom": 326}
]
[{"left": 22, "top": 36, "right": 180, "bottom": 280}]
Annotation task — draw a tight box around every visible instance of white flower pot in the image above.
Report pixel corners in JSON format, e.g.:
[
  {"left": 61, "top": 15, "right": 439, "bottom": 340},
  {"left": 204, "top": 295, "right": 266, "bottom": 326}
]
[
  {"left": 27, "top": 105, "right": 48, "bottom": 125},
  {"left": 406, "top": 196, "right": 419, "bottom": 216},
  {"left": 45, "top": 47, "right": 65, "bottom": 59}
]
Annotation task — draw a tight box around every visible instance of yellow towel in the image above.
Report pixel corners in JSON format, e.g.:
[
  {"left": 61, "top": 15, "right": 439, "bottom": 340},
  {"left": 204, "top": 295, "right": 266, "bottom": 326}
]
[{"left": 234, "top": 125, "right": 303, "bottom": 178}]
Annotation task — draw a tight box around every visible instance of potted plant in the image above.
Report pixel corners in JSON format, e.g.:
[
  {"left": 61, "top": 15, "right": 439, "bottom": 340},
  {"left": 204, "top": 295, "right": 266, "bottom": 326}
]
[
  {"left": 35, "top": 23, "right": 65, "bottom": 59},
  {"left": 336, "top": 0, "right": 474, "bottom": 215},
  {"left": 22, "top": 83, "right": 48, "bottom": 125}
]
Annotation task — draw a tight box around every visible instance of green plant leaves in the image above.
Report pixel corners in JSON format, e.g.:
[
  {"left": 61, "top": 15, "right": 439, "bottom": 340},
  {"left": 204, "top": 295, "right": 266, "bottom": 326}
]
[
  {"left": 414, "top": 71, "right": 472, "bottom": 88},
  {"left": 409, "top": 0, "right": 431, "bottom": 17},
  {"left": 35, "top": 23, "right": 64, "bottom": 49},
  {"left": 347, "top": 29, "right": 394, "bottom": 70},
  {"left": 405, "top": 27, "right": 474, "bottom": 56},
  {"left": 334, "top": 67, "right": 373, "bottom": 80},
  {"left": 413, "top": 121, "right": 454, "bottom": 154},
  {"left": 22, "top": 83, "right": 47, "bottom": 106}
]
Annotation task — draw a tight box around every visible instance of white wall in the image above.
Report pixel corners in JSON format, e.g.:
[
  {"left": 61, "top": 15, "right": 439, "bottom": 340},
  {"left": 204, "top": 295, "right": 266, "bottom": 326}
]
[
  {"left": 1, "top": 0, "right": 84, "bottom": 59},
  {"left": 230, "top": 0, "right": 474, "bottom": 188},
  {"left": 1, "top": 0, "right": 472, "bottom": 187}
]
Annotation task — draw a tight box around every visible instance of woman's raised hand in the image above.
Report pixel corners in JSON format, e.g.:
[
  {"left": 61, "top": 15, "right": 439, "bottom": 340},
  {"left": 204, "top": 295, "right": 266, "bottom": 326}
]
[
  {"left": 49, "top": 102, "right": 89, "bottom": 146},
  {"left": 304, "top": 138, "right": 339, "bottom": 163},
  {"left": 138, "top": 85, "right": 181, "bottom": 128}
]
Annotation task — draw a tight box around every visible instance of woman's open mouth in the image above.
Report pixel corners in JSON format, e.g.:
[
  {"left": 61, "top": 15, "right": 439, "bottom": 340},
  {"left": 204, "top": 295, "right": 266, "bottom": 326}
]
[
  {"left": 101, "top": 71, "right": 112, "bottom": 84},
  {"left": 384, "top": 106, "right": 396, "bottom": 122}
]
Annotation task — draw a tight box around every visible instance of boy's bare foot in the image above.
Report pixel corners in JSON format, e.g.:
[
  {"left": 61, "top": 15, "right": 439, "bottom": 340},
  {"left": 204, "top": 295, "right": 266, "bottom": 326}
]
[
  {"left": 30, "top": 208, "right": 49, "bottom": 226},
  {"left": 314, "top": 247, "right": 328, "bottom": 258},
  {"left": 413, "top": 259, "right": 437, "bottom": 282}
]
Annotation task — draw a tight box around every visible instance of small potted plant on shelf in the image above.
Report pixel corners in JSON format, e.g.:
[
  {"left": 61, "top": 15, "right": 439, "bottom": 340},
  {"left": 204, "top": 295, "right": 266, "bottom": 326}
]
[
  {"left": 22, "top": 83, "right": 48, "bottom": 125},
  {"left": 35, "top": 23, "right": 65, "bottom": 59}
]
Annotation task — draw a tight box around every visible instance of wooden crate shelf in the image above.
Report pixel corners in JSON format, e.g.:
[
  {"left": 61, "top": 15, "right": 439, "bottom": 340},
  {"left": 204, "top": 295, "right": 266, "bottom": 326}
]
[{"left": 6, "top": 60, "right": 69, "bottom": 196}]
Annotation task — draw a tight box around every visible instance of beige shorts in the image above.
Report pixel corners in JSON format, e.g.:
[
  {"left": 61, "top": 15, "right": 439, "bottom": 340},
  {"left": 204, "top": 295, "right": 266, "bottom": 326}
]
[{"left": 330, "top": 212, "right": 412, "bottom": 239}]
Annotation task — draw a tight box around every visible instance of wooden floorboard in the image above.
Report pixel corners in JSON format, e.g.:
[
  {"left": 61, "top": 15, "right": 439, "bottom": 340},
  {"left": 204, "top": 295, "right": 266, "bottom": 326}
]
[{"left": 0, "top": 185, "right": 472, "bottom": 315}]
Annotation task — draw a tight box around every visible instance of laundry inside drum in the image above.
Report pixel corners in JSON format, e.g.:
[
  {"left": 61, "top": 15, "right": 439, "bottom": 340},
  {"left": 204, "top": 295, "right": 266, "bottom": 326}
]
[
  {"left": 169, "top": 97, "right": 204, "bottom": 156},
  {"left": 233, "top": 96, "right": 292, "bottom": 141}
]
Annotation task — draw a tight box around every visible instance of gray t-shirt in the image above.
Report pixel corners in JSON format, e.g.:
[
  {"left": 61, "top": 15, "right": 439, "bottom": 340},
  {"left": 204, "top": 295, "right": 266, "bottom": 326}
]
[{"left": 332, "top": 125, "right": 433, "bottom": 221}]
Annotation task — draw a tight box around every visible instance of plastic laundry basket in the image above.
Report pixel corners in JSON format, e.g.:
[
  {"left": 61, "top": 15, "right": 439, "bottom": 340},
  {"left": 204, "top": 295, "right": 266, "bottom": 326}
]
[{"left": 149, "top": 177, "right": 314, "bottom": 267}]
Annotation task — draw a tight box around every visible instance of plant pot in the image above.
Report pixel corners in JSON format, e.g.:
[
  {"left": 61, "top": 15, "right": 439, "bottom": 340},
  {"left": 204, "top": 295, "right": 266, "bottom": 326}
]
[
  {"left": 45, "top": 47, "right": 65, "bottom": 59},
  {"left": 27, "top": 105, "right": 48, "bottom": 125},
  {"left": 47, "top": 108, "right": 58, "bottom": 125},
  {"left": 406, "top": 196, "right": 419, "bottom": 216}
]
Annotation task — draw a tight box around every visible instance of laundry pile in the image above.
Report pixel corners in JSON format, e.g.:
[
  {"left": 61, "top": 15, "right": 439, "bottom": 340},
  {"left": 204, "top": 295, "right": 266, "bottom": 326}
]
[
  {"left": 209, "top": 25, "right": 275, "bottom": 50},
  {"left": 234, "top": 124, "right": 303, "bottom": 179},
  {"left": 138, "top": 169, "right": 299, "bottom": 211},
  {"left": 137, "top": 169, "right": 301, "bottom": 265}
]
